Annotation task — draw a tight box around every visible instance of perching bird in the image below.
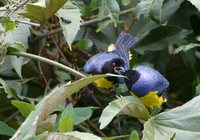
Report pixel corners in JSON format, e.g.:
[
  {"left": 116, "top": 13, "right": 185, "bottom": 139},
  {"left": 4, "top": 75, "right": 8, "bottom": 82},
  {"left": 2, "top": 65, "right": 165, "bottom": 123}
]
[
  {"left": 124, "top": 65, "right": 169, "bottom": 108},
  {"left": 83, "top": 31, "right": 138, "bottom": 88}
]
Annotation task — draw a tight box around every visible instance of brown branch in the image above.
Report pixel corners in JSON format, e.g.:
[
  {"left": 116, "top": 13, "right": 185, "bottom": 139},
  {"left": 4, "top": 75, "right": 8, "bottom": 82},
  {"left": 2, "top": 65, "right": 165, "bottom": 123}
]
[{"left": 32, "top": 7, "right": 135, "bottom": 42}]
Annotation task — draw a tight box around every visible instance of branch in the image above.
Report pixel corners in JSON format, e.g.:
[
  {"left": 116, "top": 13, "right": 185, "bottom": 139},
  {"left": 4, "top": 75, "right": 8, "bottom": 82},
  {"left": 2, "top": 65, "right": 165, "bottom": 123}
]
[
  {"left": 33, "top": 7, "right": 135, "bottom": 42},
  {"left": 8, "top": 52, "right": 87, "bottom": 79}
]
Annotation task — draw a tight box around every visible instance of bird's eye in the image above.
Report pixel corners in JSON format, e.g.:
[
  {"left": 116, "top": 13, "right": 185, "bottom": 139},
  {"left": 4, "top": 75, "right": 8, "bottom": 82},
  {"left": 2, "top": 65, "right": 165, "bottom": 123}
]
[{"left": 112, "top": 62, "right": 116, "bottom": 67}]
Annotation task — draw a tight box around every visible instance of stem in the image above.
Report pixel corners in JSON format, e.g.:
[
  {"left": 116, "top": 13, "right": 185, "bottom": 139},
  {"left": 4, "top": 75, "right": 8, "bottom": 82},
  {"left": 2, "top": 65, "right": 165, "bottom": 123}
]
[{"left": 8, "top": 52, "right": 87, "bottom": 79}]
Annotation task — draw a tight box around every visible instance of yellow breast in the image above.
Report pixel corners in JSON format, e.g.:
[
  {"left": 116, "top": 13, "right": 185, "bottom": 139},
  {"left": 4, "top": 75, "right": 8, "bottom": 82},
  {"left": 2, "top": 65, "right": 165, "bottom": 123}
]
[{"left": 139, "top": 91, "right": 167, "bottom": 108}]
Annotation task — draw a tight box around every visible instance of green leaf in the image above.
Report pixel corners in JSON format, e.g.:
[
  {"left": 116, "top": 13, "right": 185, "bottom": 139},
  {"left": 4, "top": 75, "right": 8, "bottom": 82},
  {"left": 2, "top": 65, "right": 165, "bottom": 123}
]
[
  {"left": 135, "top": 0, "right": 164, "bottom": 22},
  {"left": 135, "top": 25, "right": 192, "bottom": 54},
  {"left": 1, "top": 17, "right": 15, "bottom": 31},
  {"left": 55, "top": 70, "right": 71, "bottom": 80},
  {"left": 142, "top": 95, "right": 200, "bottom": 140},
  {"left": 11, "top": 74, "right": 117, "bottom": 139},
  {"left": 76, "top": 39, "right": 93, "bottom": 49},
  {"left": 187, "top": 0, "right": 200, "bottom": 12},
  {"left": 174, "top": 43, "right": 200, "bottom": 54},
  {"left": 99, "top": 96, "right": 150, "bottom": 129},
  {"left": 129, "top": 130, "right": 139, "bottom": 140},
  {"left": 20, "top": 0, "right": 68, "bottom": 23},
  {"left": 57, "top": 1, "right": 81, "bottom": 50},
  {"left": 98, "top": 0, "right": 120, "bottom": 27},
  {"left": 74, "top": 107, "right": 93, "bottom": 125},
  {"left": 65, "top": 131, "right": 102, "bottom": 140},
  {"left": 96, "top": 19, "right": 112, "bottom": 32},
  {"left": 11, "top": 100, "right": 35, "bottom": 117},
  {"left": 3, "top": 24, "right": 30, "bottom": 79},
  {"left": 0, "top": 78, "right": 13, "bottom": 98},
  {"left": 0, "top": 121, "right": 16, "bottom": 136},
  {"left": 59, "top": 103, "right": 74, "bottom": 132},
  {"left": 121, "top": 0, "right": 131, "bottom": 6},
  {"left": 196, "top": 84, "right": 200, "bottom": 96}
]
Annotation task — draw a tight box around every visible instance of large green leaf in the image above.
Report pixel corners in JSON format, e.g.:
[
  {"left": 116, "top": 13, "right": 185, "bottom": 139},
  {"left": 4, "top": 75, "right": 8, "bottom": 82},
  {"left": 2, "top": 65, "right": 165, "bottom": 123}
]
[
  {"left": 0, "top": 121, "right": 16, "bottom": 136},
  {"left": 57, "top": 1, "right": 81, "bottom": 50},
  {"left": 98, "top": 0, "right": 120, "bottom": 27},
  {"left": 142, "top": 95, "right": 200, "bottom": 140},
  {"left": 20, "top": 0, "right": 68, "bottom": 23},
  {"left": 11, "top": 100, "right": 35, "bottom": 117},
  {"left": 188, "top": 0, "right": 200, "bottom": 12},
  {"left": 135, "top": 25, "right": 192, "bottom": 54},
  {"left": 135, "top": 0, "right": 164, "bottom": 22},
  {"left": 99, "top": 96, "right": 150, "bottom": 129},
  {"left": 10, "top": 74, "right": 118, "bottom": 140}
]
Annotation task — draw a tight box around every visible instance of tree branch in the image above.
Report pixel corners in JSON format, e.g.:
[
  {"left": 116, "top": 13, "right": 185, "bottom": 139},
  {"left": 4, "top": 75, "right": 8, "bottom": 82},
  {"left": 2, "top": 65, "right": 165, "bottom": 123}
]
[{"left": 8, "top": 52, "right": 87, "bottom": 79}]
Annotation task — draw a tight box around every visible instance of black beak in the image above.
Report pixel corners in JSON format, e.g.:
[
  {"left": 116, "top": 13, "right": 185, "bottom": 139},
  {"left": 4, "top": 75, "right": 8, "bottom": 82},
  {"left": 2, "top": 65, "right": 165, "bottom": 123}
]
[{"left": 114, "top": 67, "right": 125, "bottom": 75}]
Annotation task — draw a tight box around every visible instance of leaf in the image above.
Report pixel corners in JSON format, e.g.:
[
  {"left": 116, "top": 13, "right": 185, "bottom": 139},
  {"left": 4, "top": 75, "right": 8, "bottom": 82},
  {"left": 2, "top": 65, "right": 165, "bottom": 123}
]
[
  {"left": 55, "top": 70, "right": 71, "bottom": 80},
  {"left": 11, "top": 100, "right": 35, "bottom": 117},
  {"left": 129, "top": 130, "right": 139, "bottom": 140},
  {"left": 135, "top": 0, "right": 164, "bottom": 22},
  {"left": 1, "top": 17, "right": 15, "bottom": 31},
  {"left": 65, "top": 131, "right": 102, "bottom": 140},
  {"left": 57, "top": 1, "right": 81, "bottom": 50},
  {"left": 187, "top": 0, "right": 200, "bottom": 12},
  {"left": 142, "top": 95, "right": 200, "bottom": 140},
  {"left": 59, "top": 103, "right": 74, "bottom": 132},
  {"left": 3, "top": 24, "right": 30, "bottom": 79},
  {"left": 96, "top": 19, "right": 112, "bottom": 32},
  {"left": 196, "top": 84, "right": 200, "bottom": 96},
  {"left": 0, "top": 78, "right": 13, "bottom": 98},
  {"left": 37, "top": 114, "right": 57, "bottom": 133},
  {"left": 45, "top": 132, "right": 80, "bottom": 140},
  {"left": 0, "top": 121, "right": 16, "bottom": 136},
  {"left": 121, "top": 0, "right": 131, "bottom": 6},
  {"left": 10, "top": 74, "right": 117, "bottom": 139},
  {"left": 74, "top": 107, "right": 93, "bottom": 125},
  {"left": 135, "top": 25, "right": 192, "bottom": 54},
  {"left": 20, "top": 0, "right": 68, "bottom": 23},
  {"left": 98, "top": 0, "right": 120, "bottom": 27},
  {"left": 99, "top": 96, "right": 150, "bottom": 129},
  {"left": 76, "top": 39, "right": 93, "bottom": 49},
  {"left": 174, "top": 43, "right": 200, "bottom": 54}
]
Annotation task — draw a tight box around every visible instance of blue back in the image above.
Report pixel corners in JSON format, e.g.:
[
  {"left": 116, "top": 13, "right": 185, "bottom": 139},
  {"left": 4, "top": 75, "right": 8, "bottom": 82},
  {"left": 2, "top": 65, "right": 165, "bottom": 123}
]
[{"left": 131, "top": 65, "right": 169, "bottom": 96}]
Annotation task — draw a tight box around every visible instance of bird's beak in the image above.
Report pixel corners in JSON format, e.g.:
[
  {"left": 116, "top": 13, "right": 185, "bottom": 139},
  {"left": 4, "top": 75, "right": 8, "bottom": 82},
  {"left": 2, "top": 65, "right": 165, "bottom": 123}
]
[{"left": 114, "top": 67, "right": 125, "bottom": 75}]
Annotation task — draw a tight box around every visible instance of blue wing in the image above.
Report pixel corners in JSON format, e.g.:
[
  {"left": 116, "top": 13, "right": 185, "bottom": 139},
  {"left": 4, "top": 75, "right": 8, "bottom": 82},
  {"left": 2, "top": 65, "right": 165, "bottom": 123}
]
[
  {"left": 83, "top": 52, "right": 119, "bottom": 74},
  {"left": 130, "top": 65, "right": 169, "bottom": 97}
]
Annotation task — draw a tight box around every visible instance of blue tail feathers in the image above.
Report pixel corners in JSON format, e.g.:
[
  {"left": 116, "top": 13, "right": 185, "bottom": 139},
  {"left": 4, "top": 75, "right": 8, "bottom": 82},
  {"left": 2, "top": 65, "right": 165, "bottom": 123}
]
[{"left": 115, "top": 31, "right": 138, "bottom": 49}]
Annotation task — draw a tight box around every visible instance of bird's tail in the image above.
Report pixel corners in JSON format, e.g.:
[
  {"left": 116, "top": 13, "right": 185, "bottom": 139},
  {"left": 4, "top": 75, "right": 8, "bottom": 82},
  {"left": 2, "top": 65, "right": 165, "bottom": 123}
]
[
  {"left": 114, "top": 32, "right": 138, "bottom": 70},
  {"left": 115, "top": 31, "right": 138, "bottom": 49}
]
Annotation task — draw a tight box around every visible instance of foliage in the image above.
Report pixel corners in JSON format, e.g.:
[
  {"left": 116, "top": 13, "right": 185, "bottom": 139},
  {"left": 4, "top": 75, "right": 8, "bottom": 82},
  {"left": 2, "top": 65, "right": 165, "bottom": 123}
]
[{"left": 0, "top": 0, "right": 199, "bottom": 140}]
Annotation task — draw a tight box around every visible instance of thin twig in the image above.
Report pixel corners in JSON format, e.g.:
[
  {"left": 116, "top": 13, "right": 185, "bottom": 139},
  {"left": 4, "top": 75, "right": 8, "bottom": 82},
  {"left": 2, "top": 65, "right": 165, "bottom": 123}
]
[
  {"left": 51, "top": 36, "right": 73, "bottom": 67},
  {"left": 15, "top": 20, "right": 40, "bottom": 27},
  {"left": 8, "top": 0, "right": 29, "bottom": 16},
  {"left": 86, "top": 120, "right": 107, "bottom": 137},
  {"left": 8, "top": 52, "right": 87, "bottom": 79}
]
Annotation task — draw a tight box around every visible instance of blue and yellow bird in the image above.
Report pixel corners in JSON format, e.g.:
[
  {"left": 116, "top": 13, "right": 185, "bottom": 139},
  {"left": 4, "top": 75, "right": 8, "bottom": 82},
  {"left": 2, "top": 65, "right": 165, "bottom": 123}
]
[
  {"left": 83, "top": 31, "right": 138, "bottom": 88},
  {"left": 124, "top": 65, "right": 169, "bottom": 108}
]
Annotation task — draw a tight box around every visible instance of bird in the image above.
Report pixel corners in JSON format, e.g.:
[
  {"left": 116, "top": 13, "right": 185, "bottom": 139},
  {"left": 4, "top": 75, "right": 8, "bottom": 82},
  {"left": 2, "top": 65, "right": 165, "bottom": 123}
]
[
  {"left": 124, "top": 65, "right": 169, "bottom": 108},
  {"left": 83, "top": 31, "right": 138, "bottom": 88}
]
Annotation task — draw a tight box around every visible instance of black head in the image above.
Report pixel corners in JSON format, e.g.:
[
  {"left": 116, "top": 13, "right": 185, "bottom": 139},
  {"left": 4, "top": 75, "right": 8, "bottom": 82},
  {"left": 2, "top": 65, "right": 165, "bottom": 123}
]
[
  {"left": 102, "top": 58, "right": 125, "bottom": 74},
  {"left": 124, "top": 70, "right": 140, "bottom": 90}
]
